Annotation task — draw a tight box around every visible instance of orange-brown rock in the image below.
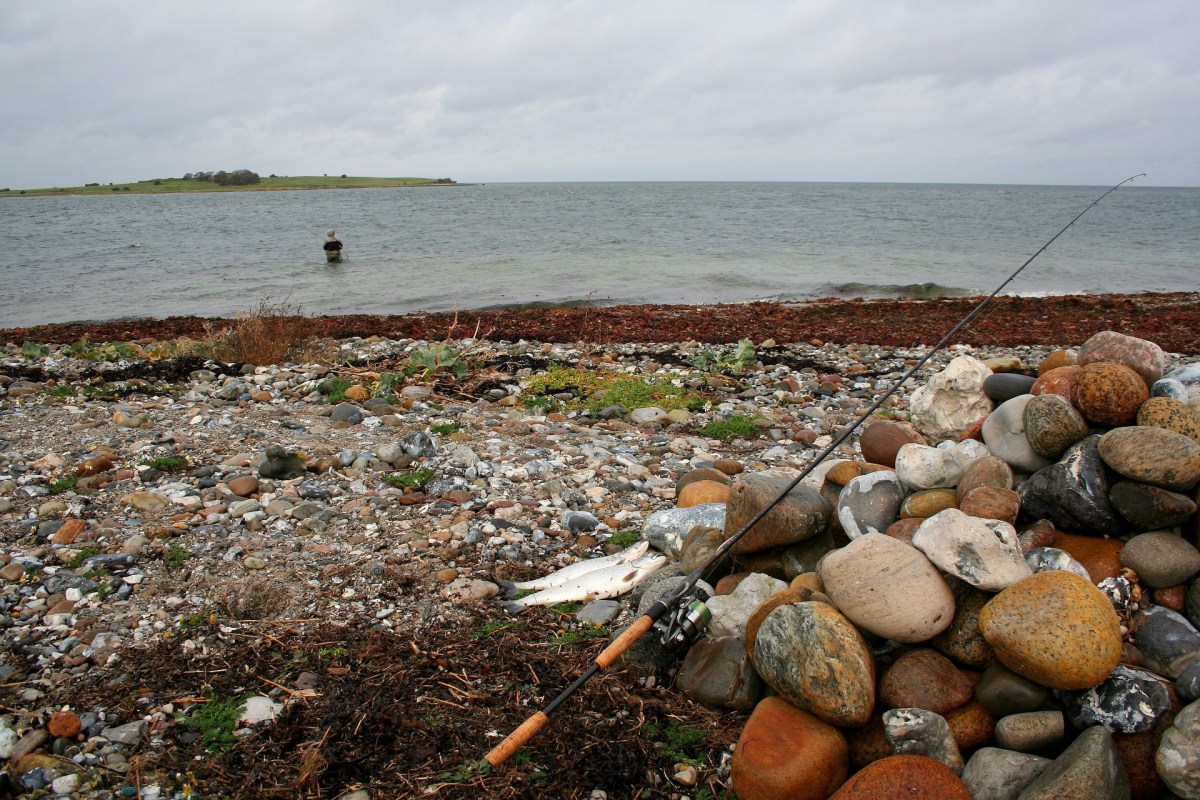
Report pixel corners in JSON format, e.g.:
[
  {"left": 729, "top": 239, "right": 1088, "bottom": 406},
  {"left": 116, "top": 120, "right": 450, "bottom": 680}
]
[
  {"left": 960, "top": 486, "right": 1021, "bottom": 526},
  {"left": 1053, "top": 532, "right": 1124, "bottom": 582},
  {"left": 790, "top": 572, "right": 824, "bottom": 593},
  {"left": 1136, "top": 396, "right": 1200, "bottom": 442},
  {"left": 1152, "top": 585, "right": 1187, "bottom": 613},
  {"left": 900, "top": 488, "right": 958, "bottom": 519},
  {"left": 51, "top": 518, "right": 86, "bottom": 544},
  {"left": 1031, "top": 365, "right": 1083, "bottom": 399},
  {"left": 713, "top": 458, "right": 744, "bottom": 475},
  {"left": 227, "top": 475, "right": 260, "bottom": 497},
  {"left": 945, "top": 700, "right": 996, "bottom": 751},
  {"left": 1072, "top": 362, "right": 1149, "bottom": 427},
  {"left": 731, "top": 697, "right": 849, "bottom": 800},
  {"left": 829, "top": 754, "right": 972, "bottom": 799},
  {"left": 846, "top": 714, "right": 891, "bottom": 770},
  {"left": 48, "top": 710, "right": 82, "bottom": 738},
  {"left": 676, "top": 467, "right": 730, "bottom": 493},
  {"left": 826, "top": 461, "right": 865, "bottom": 486},
  {"left": 885, "top": 518, "right": 924, "bottom": 544},
  {"left": 956, "top": 455, "right": 1015, "bottom": 503},
  {"left": 979, "top": 571, "right": 1123, "bottom": 690},
  {"left": 342, "top": 384, "right": 371, "bottom": 402},
  {"left": 880, "top": 648, "right": 975, "bottom": 715},
  {"left": 715, "top": 572, "right": 750, "bottom": 595},
  {"left": 75, "top": 454, "right": 115, "bottom": 476},
  {"left": 677, "top": 479, "right": 731, "bottom": 508},
  {"left": 860, "top": 420, "right": 926, "bottom": 468},
  {"left": 1038, "top": 348, "right": 1078, "bottom": 374}
]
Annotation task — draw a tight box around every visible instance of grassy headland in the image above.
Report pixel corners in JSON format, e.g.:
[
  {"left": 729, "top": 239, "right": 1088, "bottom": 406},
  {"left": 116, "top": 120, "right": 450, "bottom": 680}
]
[{"left": 1, "top": 175, "right": 459, "bottom": 197}]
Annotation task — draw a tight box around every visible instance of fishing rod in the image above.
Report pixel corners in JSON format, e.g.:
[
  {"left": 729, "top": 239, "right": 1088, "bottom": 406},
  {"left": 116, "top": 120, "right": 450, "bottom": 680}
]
[{"left": 483, "top": 174, "right": 1145, "bottom": 768}]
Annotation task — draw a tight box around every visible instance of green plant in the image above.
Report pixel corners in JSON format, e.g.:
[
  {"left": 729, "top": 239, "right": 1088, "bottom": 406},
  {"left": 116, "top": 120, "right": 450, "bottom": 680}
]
[
  {"left": 694, "top": 414, "right": 761, "bottom": 441},
  {"left": 21, "top": 341, "right": 50, "bottom": 360},
  {"left": 180, "top": 692, "right": 249, "bottom": 752},
  {"left": 689, "top": 338, "right": 758, "bottom": 374},
  {"left": 606, "top": 531, "right": 640, "bottom": 548},
  {"left": 47, "top": 475, "right": 78, "bottom": 494},
  {"left": 405, "top": 343, "right": 469, "bottom": 381},
  {"left": 373, "top": 371, "right": 403, "bottom": 398},
  {"left": 66, "top": 546, "right": 101, "bottom": 568},
  {"left": 521, "top": 365, "right": 705, "bottom": 415},
  {"left": 522, "top": 395, "right": 558, "bottom": 413},
  {"left": 318, "top": 645, "right": 348, "bottom": 662},
  {"left": 47, "top": 384, "right": 78, "bottom": 398},
  {"left": 435, "top": 759, "right": 491, "bottom": 783},
  {"left": 644, "top": 719, "right": 710, "bottom": 764},
  {"left": 547, "top": 602, "right": 581, "bottom": 615},
  {"left": 318, "top": 377, "right": 354, "bottom": 402},
  {"left": 142, "top": 455, "right": 189, "bottom": 472},
  {"left": 546, "top": 627, "right": 606, "bottom": 647},
  {"left": 178, "top": 609, "right": 217, "bottom": 629},
  {"left": 429, "top": 422, "right": 459, "bottom": 435},
  {"left": 79, "top": 384, "right": 121, "bottom": 401},
  {"left": 382, "top": 469, "right": 434, "bottom": 490},
  {"left": 472, "top": 618, "right": 527, "bottom": 639},
  {"left": 164, "top": 546, "right": 193, "bottom": 569},
  {"left": 66, "top": 338, "right": 139, "bottom": 361}
]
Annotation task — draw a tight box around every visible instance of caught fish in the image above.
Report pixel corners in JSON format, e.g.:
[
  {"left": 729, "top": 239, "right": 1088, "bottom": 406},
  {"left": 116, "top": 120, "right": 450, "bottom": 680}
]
[
  {"left": 498, "top": 553, "right": 667, "bottom": 614},
  {"left": 497, "top": 540, "right": 650, "bottom": 597}
]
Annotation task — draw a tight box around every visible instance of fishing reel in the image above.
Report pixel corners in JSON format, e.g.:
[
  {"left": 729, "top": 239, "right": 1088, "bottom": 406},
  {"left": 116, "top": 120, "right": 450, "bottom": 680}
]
[{"left": 655, "top": 580, "right": 714, "bottom": 647}]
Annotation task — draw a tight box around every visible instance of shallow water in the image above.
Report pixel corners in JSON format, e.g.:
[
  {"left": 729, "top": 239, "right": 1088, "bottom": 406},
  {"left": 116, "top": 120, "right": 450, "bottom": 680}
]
[{"left": 1, "top": 181, "right": 1196, "bottom": 327}]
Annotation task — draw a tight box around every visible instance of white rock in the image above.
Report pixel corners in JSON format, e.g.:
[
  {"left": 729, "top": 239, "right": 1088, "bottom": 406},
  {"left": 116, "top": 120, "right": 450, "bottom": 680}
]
[
  {"left": 912, "top": 508, "right": 1033, "bottom": 591},
  {"left": 908, "top": 355, "right": 994, "bottom": 442},
  {"left": 706, "top": 572, "right": 788, "bottom": 638},
  {"left": 894, "top": 443, "right": 965, "bottom": 490},
  {"left": 981, "top": 395, "right": 1053, "bottom": 474},
  {"left": 238, "top": 695, "right": 284, "bottom": 725}
]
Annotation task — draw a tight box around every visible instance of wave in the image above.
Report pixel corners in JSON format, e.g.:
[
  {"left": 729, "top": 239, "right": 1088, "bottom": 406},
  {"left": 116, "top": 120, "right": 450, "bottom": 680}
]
[
  {"left": 816, "top": 281, "right": 980, "bottom": 300},
  {"left": 475, "top": 296, "right": 619, "bottom": 311}
]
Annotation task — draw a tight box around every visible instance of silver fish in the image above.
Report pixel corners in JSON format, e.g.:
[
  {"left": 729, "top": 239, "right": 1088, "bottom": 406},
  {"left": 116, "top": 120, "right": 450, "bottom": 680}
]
[
  {"left": 497, "top": 540, "right": 650, "bottom": 597},
  {"left": 498, "top": 553, "right": 667, "bottom": 614}
]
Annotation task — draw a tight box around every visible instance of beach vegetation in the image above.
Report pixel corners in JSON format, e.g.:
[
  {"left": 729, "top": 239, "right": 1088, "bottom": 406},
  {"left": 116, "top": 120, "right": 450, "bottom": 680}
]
[
  {"left": 690, "top": 338, "right": 758, "bottom": 373},
  {"left": 642, "top": 719, "right": 711, "bottom": 765},
  {"left": 318, "top": 377, "right": 354, "bottom": 402},
  {"left": 382, "top": 468, "right": 435, "bottom": 490},
  {"left": 404, "top": 342, "right": 470, "bottom": 381},
  {"left": 521, "top": 365, "right": 706, "bottom": 415},
  {"left": 141, "top": 455, "right": 189, "bottom": 472},
  {"left": 164, "top": 545, "right": 193, "bottom": 569},
  {"left": 372, "top": 371, "right": 403, "bottom": 399},
  {"left": 230, "top": 298, "right": 314, "bottom": 365},
  {"left": 46, "top": 384, "right": 78, "bottom": 398},
  {"left": 429, "top": 421, "right": 459, "bottom": 435},
  {"left": 21, "top": 341, "right": 50, "bottom": 360},
  {"left": 694, "top": 414, "right": 762, "bottom": 441},
  {"left": 606, "top": 531, "right": 640, "bottom": 548},
  {"left": 179, "top": 692, "right": 249, "bottom": 753},
  {"left": 47, "top": 475, "right": 78, "bottom": 494},
  {"left": 65, "top": 338, "right": 140, "bottom": 362}
]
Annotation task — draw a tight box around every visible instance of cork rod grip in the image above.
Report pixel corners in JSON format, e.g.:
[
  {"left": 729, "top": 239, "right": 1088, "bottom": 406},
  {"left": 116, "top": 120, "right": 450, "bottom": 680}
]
[
  {"left": 594, "top": 614, "right": 654, "bottom": 669},
  {"left": 484, "top": 712, "right": 550, "bottom": 766}
]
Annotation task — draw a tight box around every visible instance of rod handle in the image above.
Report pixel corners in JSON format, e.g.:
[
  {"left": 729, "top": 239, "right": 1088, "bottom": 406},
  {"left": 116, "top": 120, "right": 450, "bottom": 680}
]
[
  {"left": 484, "top": 712, "right": 550, "bottom": 766},
  {"left": 594, "top": 614, "right": 654, "bottom": 669}
]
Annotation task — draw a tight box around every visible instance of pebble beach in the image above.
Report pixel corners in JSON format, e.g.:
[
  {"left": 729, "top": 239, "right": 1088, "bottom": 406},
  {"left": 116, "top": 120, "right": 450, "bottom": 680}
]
[{"left": 1, "top": 295, "right": 1200, "bottom": 799}]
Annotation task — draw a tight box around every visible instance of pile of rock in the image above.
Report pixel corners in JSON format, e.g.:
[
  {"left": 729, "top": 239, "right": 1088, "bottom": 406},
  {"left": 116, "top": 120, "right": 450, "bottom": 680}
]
[{"left": 637, "top": 330, "right": 1200, "bottom": 799}]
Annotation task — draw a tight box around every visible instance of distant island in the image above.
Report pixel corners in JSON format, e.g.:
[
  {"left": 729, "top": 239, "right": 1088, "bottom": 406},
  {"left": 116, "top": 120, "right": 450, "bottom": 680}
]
[{"left": 1, "top": 173, "right": 459, "bottom": 197}]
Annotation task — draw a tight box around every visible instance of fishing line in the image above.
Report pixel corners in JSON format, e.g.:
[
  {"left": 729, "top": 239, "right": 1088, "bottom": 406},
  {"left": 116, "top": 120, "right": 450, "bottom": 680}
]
[{"left": 482, "top": 173, "right": 1144, "bottom": 768}]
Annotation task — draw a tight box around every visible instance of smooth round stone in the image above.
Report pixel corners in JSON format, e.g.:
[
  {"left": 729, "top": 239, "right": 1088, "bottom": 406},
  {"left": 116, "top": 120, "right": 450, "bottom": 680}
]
[
  {"left": 984, "top": 372, "right": 1037, "bottom": 402},
  {"left": 726, "top": 474, "right": 831, "bottom": 555},
  {"left": 1038, "top": 349, "right": 1078, "bottom": 375},
  {"left": 959, "top": 486, "right": 1020, "bottom": 526},
  {"left": 825, "top": 460, "right": 865, "bottom": 486},
  {"left": 818, "top": 533, "right": 955, "bottom": 643},
  {"left": 1190, "top": 580, "right": 1200, "bottom": 629},
  {"left": 908, "top": 355, "right": 995, "bottom": 443},
  {"left": 1165, "top": 362, "right": 1200, "bottom": 398},
  {"left": 1019, "top": 725, "right": 1130, "bottom": 800},
  {"left": 956, "top": 455, "right": 1015, "bottom": 502},
  {"left": 226, "top": 475, "right": 260, "bottom": 497},
  {"left": 1077, "top": 330, "right": 1166, "bottom": 387},
  {"left": 883, "top": 708, "right": 963, "bottom": 774},
  {"left": 745, "top": 588, "right": 814, "bottom": 658},
  {"left": 1025, "top": 547, "right": 1090, "bottom": 580},
  {"left": 677, "top": 479, "right": 730, "bottom": 508},
  {"left": 1018, "top": 435, "right": 1123, "bottom": 536},
  {"left": 931, "top": 581, "right": 996, "bottom": 670},
  {"left": 979, "top": 571, "right": 1122, "bottom": 690},
  {"left": 900, "top": 488, "right": 958, "bottom": 519},
  {"left": 1157, "top": 699, "right": 1200, "bottom": 799},
  {"left": 1061, "top": 665, "right": 1172, "bottom": 734},
  {"left": 642, "top": 503, "right": 726, "bottom": 558},
  {"left": 1136, "top": 396, "right": 1200, "bottom": 441},
  {"left": 880, "top": 648, "right": 974, "bottom": 715},
  {"left": 1052, "top": 532, "right": 1124, "bottom": 582},
  {"left": 859, "top": 420, "right": 926, "bottom": 468},
  {"left": 1152, "top": 377, "right": 1188, "bottom": 401},
  {"left": 1131, "top": 605, "right": 1200, "bottom": 679},
  {"left": 1110, "top": 480, "right": 1198, "bottom": 531},
  {"left": 1031, "top": 365, "right": 1083, "bottom": 399},
  {"left": 894, "top": 443, "right": 965, "bottom": 490},
  {"left": 994, "top": 710, "right": 1066, "bottom": 754},
  {"left": 1072, "top": 362, "right": 1149, "bottom": 427},
  {"left": 676, "top": 466, "right": 730, "bottom": 493},
  {"left": 961, "top": 748, "right": 1052, "bottom": 800},
  {"left": 912, "top": 509, "right": 1032, "bottom": 591},
  {"left": 676, "top": 635, "right": 763, "bottom": 712},
  {"left": 1177, "top": 657, "right": 1200, "bottom": 701},
  {"left": 707, "top": 573, "right": 788, "bottom": 638},
  {"left": 678, "top": 524, "right": 732, "bottom": 575},
  {"left": 828, "top": 754, "right": 971, "bottom": 799},
  {"left": 1120, "top": 530, "right": 1200, "bottom": 588},
  {"left": 981, "top": 395, "right": 1053, "bottom": 474},
  {"left": 838, "top": 471, "right": 905, "bottom": 539},
  {"left": 1098, "top": 426, "right": 1200, "bottom": 492},
  {"left": 1023, "top": 393, "right": 1090, "bottom": 458},
  {"left": 751, "top": 601, "right": 876, "bottom": 727},
  {"left": 732, "top": 697, "right": 848, "bottom": 800},
  {"left": 944, "top": 701, "right": 996, "bottom": 752},
  {"left": 885, "top": 517, "right": 924, "bottom": 544},
  {"left": 975, "top": 662, "right": 1049, "bottom": 717}
]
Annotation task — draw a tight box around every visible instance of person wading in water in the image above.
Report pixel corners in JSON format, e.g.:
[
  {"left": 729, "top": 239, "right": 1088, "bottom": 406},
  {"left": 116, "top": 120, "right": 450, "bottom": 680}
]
[{"left": 324, "top": 230, "right": 344, "bottom": 262}]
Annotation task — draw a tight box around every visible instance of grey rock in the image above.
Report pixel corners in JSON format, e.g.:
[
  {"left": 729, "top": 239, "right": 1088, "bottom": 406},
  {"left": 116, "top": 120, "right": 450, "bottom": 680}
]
[
  {"left": 984, "top": 373, "right": 1037, "bottom": 402},
  {"left": 1151, "top": 377, "right": 1189, "bottom": 401},
  {"left": 675, "top": 634, "right": 763, "bottom": 711},
  {"left": 1060, "top": 665, "right": 1172, "bottom": 734},
  {"left": 642, "top": 504, "right": 725, "bottom": 558},
  {"left": 1109, "top": 481, "right": 1198, "bottom": 531},
  {"left": 961, "top": 748, "right": 1053, "bottom": 800},
  {"left": 982, "top": 395, "right": 1053, "bottom": 474},
  {"left": 1025, "top": 547, "right": 1091, "bottom": 580},
  {"left": 100, "top": 720, "right": 147, "bottom": 747},
  {"left": 1163, "top": 362, "right": 1200, "bottom": 399},
  {"left": 329, "top": 402, "right": 364, "bottom": 424},
  {"left": 995, "top": 710, "right": 1065, "bottom": 755},
  {"left": 1157, "top": 699, "right": 1200, "bottom": 799},
  {"left": 398, "top": 430, "right": 437, "bottom": 458},
  {"left": 1131, "top": 605, "right": 1200, "bottom": 679},
  {"left": 575, "top": 600, "right": 621, "bottom": 626},
  {"left": 1015, "top": 725, "right": 1128, "bottom": 800},
  {"left": 1119, "top": 531, "right": 1200, "bottom": 588},
  {"left": 976, "top": 662, "right": 1050, "bottom": 718},
  {"left": 837, "top": 470, "right": 904, "bottom": 539},
  {"left": 562, "top": 510, "right": 600, "bottom": 533},
  {"left": 884, "top": 707, "right": 963, "bottom": 773},
  {"left": 257, "top": 444, "right": 306, "bottom": 479}
]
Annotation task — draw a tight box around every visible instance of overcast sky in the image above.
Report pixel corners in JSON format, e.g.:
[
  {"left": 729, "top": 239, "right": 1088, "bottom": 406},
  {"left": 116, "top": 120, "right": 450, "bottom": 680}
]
[{"left": 2, "top": 1, "right": 1197, "bottom": 188}]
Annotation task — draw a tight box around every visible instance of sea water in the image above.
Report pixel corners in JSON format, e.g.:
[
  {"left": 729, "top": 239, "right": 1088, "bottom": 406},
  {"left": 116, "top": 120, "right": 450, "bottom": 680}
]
[{"left": 0, "top": 182, "right": 1196, "bottom": 328}]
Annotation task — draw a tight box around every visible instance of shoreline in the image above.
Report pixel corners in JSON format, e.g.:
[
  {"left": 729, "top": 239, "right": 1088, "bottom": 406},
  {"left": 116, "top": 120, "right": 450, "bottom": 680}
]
[{"left": 4, "top": 291, "right": 1199, "bottom": 354}]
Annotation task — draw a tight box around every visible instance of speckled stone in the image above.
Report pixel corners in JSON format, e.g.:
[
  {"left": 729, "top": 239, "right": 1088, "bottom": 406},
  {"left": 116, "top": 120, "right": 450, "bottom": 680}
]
[
  {"left": 1136, "top": 396, "right": 1200, "bottom": 442},
  {"left": 677, "top": 479, "right": 731, "bottom": 508},
  {"left": 751, "top": 601, "right": 876, "bottom": 727},
  {"left": 1098, "top": 426, "right": 1200, "bottom": 492},
  {"left": 884, "top": 708, "right": 964, "bottom": 773},
  {"left": 931, "top": 581, "right": 996, "bottom": 670},
  {"left": 726, "top": 473, "right": 832, "bottom": 555},
  {"left": 1109, "top": 481, "right": 1198, "bottom": 532},
  {"left": 731, "top": 696, "right": 849, "bottom": 800},
  {"left": 880, "top": 648, "right": 975, "bottom": 715},
  {"left": 1156, "top": 699, "right": 1200, "bottom": 799},
  {"left": 1077, "top": 330, "right": 1166, "bottom": 387},
  {"left": 818, "top": 533, "right": 955, "bottom": 643},
  {"left": 944, "top": 701, "right": 996, "bottom": 752},
  {"left": 1017, "top": 725, "right": 1130, "bottom": 800},
  {"left": 1072, "top": 362, "right": 1149, "bottom": 427},
  {"left": 959, "top": 486, "right": 1021, "bottom": 526},
  {"left": 1038, "top": 349, "right": 1078, "bottom": 375},
  {"left": 956, "top": 455, "right": 1015, "bottom": 503},
  {"left": 1031, "top": 365, "right": 1083, "bottom": 399},
  {"left": 979, "top": 571, "right": 1123, "bottom": 690},
  {"left": 994, "top": 710, "right": 1066, "bottom": 754},
  {"left": 912, "top": 509, "right": 1032, "bottom": 591},
  {"left": 900, "top": 488, "right": 958, "bottom": 519},
  {"left": 859, "top": 420, "right": 926, "bottom": 468},
  {"left": 1120, "top": 531, "right": 1200, "bottom": 588},
  {"left": 828, "top": 754, "right": 972, "bottom": 799},
  {"left": 744, "top": 588, "right": 813, "bottom": 659},
  {"left": 1061, "top": 665, "right": 1172, "bottom": 734},
  {"left": 1024, "top": 393, "right": 1090, "bottom": 459}
]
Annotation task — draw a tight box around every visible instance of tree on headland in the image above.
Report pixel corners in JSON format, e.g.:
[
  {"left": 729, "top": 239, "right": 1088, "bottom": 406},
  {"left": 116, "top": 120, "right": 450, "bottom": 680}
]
[{"left": 183, "top": 169, "right": 261, "bottom": 185}]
